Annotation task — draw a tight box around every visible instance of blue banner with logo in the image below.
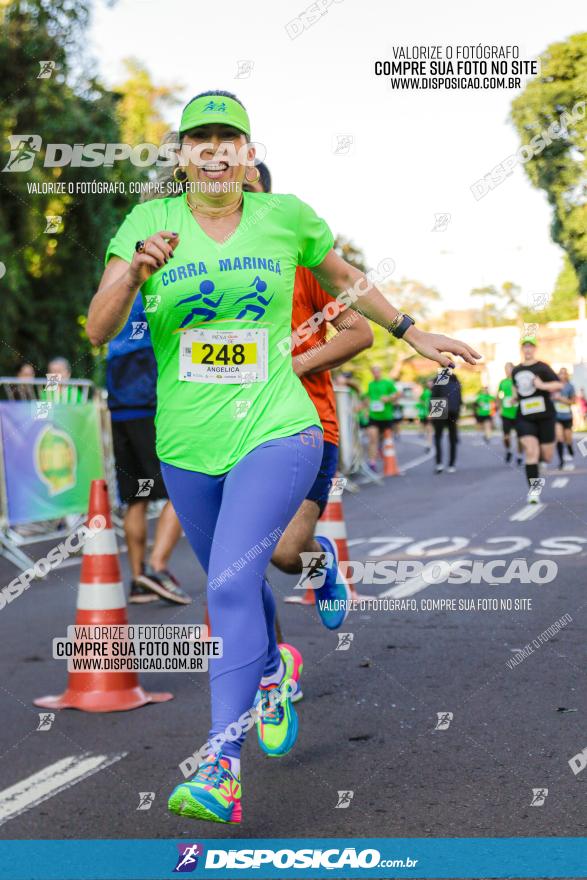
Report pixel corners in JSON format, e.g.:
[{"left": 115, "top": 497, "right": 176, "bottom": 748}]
[
  {"left": 0, "top": 402, "right": 103, "bottom": 525},
  {"left": 0, "top": 838, "right": 585, "bottom": 879}
]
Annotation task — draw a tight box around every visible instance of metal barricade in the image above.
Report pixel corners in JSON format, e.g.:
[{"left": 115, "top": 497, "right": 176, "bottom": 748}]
[{"left": 334, "top": 385, "right": 382, "bottom": 486}]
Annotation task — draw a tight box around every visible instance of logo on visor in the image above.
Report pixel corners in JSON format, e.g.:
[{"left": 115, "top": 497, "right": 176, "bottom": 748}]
[{"left": 203, "top": 101, "right": 227, "bottom": 113}]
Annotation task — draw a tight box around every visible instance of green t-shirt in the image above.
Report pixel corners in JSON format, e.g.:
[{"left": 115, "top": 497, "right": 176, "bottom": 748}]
[
  {"left": 105, "top": 192, "right": 334, "bottom": 474},
  {"left": 475, "top": 392, "right": 493, "bottom": 417},
  {"left": 498, "top": 378, "right": 517, "bottom": 419},
  {"left": 418, "top": 386, "right": 431, "bottom": 418},
  {"left": 367, "top": 378, "right": 397, "bottom": 421}
]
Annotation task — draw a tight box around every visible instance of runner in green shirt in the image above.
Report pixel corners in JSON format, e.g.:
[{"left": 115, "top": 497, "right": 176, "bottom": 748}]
[
  {"left": 474, "top": 386, "right": 494, "bottom": 444},
  {"left": 87, "top": 89, "right": 480, "bottom": 825},
  {"left": 366, "top": 366, "right": 399, "bottom": 468},
  {"left": 418, "top": 380, "right": 433, "bottom": 449},
  {"left": 498, "top": 362, "right": 522, "bottom": 465}
]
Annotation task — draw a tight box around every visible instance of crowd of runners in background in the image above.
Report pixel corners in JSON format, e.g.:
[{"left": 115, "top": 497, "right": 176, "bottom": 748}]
[{"left": 338, "top": 355, "right": 583, "bottom": 479}]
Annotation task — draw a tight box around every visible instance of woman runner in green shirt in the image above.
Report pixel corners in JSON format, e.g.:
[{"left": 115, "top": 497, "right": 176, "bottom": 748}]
[{"left": 87, "top": 89, "right": 480, "bottom": 824}]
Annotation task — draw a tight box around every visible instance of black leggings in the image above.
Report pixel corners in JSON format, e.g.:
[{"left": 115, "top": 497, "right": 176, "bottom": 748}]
[{"left": 433, "top": 415, "right": 458, "bottom": 467}]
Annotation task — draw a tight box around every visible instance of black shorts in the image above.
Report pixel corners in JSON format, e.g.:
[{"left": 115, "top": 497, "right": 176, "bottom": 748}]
[
  {"left": 475, "top": 414, "right": 491, "bottom": 423},
  {"left": 368, "top": 418, "right": 394, "bottom": 433},
  {"left": 111, "top": 417, "right": 167, "bottom": 505},
  {"left": 555, "top": 416, "right": 573, "bottom": 428},
  {"left": 515, "top": 416, "right": 556, "bottom": 444},
  {"left": 501, "top": 416, "right": 517, "bottom": 435},
  {"left": 306, "top": 441, "right": 339, "bottom": 515}
]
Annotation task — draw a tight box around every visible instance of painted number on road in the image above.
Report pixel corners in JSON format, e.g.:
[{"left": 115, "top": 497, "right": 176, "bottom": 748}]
[{"left": 347, "top": 536, "right": 587, "bottom": 557}]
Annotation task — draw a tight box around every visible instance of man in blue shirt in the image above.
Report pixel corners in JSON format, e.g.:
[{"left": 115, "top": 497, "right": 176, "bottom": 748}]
[{"left": 107, "top": 296, "right": 189, "bottom": 604}]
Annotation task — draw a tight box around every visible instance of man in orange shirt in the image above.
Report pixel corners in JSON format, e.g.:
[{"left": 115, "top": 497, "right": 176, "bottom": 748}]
[{"left": 248, "top": 165, "right": 373, "bottom": 630}]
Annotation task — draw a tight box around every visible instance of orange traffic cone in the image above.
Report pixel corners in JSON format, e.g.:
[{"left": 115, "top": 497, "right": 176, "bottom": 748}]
[
  {"left": 284, "top": 473, "right": 364, "bottom": 603},
  {"left": 34, "top": 480, "right": 173, "bottom": 713},
  {"left": 316, "top": 474, "right": 366, "bottom": 600},
  {"left": 382, "top": 429, "right": 400, "bottom": 476}
]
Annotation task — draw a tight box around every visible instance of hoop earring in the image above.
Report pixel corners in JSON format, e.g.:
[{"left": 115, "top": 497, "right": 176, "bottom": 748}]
[
  {"left": 173, "top": 166, "right": 188, "bottom": 183},
  {"left": 245, "top": 167, "right": 261, "bottom": 185}
]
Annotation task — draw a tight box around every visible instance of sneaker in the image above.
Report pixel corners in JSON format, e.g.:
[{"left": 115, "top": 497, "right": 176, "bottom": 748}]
[
  {"left": 168, "top": 755, "right": 241, "bottom": 823},
  {"left": 313, "top": 535, "right": 352, "bottom": 630},
  {"left": 505, "top": 451, "right": 512, "bottom": 464},
  {"left": 137, "top": 565, "right": 191, "bottom": 605},
  {"left": 516, "top": 457, "right": 524, "bottom": 466},
  {"left": 279, "top": 643, "right": 303, "bottom": 702},
  {"left": 563, "top": 461, "right": 575, "bottom": 471},
  {"left": 254, "top": 645, "right": 301, "bottom": 757},
  {"left": 435, "top": 464, "right": 444, "bottom": 474},
  {"left": 447, "top": 466, "right": 456, "bottom": 473},
  {"left": 527, "top": 492, "right": 540, "bottom": 505},
  {"left": 128, "top": 580, "right": 159, "bottom": 604}
]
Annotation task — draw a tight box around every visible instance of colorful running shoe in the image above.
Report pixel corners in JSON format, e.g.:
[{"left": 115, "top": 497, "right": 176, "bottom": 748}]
[
  {"left": 167, "top": 755, "right": 241, "bottom": 823},
  {"left": 313, "top": 535, "right": 352, "bottom": 630},
  {"left": 254, "top": 644, "right": 301, "bottom": 756},
  {"left": 278, "top": 643, "right": 303, "bottom": 702}
]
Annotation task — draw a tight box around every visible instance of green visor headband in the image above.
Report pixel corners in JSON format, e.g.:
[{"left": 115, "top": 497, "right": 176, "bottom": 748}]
[
  {"left": 521, "top": 336, "right": 537, "bottom": 346},
  {"left": 179, "top": 96, "right": 250, "bottom": 138}
]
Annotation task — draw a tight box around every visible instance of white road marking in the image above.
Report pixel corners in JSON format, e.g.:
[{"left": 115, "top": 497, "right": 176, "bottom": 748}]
[
  {"left": 551, "top": 478, "right": 569, "bottom": 488},
  {"left": 379, "top": 559, "right": 465, "bottom": 599},
  {"left": 400, "top": 446, "right": 434, "bottom": 472},
  {"left": 509, "top": 504, "right": 546, "bottom": 522},
  {"left": 0, "top": 752, "right": 126, "bottom": 827}
]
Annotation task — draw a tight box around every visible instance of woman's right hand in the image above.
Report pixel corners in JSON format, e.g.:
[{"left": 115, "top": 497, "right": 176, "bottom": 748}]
[{"left": 128, "top": 231, "right": 180, "bottom": 288}]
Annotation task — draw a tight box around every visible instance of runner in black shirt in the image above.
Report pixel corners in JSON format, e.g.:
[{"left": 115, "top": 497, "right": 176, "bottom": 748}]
[{"left": 511, "top": 337, "right": 562, "bottom": 504}]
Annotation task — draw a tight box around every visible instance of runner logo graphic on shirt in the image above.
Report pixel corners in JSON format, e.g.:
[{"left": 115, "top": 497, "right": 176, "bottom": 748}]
[{"left": 174, "top": 275, "right": 273, "bottom": 330}]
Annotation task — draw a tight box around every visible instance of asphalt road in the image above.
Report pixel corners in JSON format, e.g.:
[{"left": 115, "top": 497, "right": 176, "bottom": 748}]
[{"left": 1, "top": 429, "right": 586, "bottom": 845}]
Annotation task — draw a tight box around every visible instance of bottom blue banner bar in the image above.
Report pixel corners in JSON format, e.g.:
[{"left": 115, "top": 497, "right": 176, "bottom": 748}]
[{"left": 0, "top": 837, "right": 585, "bottom": 879}]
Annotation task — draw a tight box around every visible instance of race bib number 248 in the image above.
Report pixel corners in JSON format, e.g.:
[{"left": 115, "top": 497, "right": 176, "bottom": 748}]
[{"left": 179, "top": 328, "right": 268, "bottom": 384}]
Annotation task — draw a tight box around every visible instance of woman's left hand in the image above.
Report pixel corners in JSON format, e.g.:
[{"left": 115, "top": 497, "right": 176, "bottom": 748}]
[{"left": 404, "top": 326, "right": 481, "bottom": 367}]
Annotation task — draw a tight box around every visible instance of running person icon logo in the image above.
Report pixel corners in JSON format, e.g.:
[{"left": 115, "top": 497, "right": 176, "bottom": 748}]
[
  {"left": 234, "top": 275, "right": 274, "bottom": 320},
  {"left": 435, "top": 712, "right": 453, "bottom": 730},
  {"left": 429, "top": 399, "right": 448, "bottom": 419},
  {"left": 37, "top": 60, "right": 56, "bottom": 79},
  {"left": 136, "top": 792, "right": 155, "bottom": 810},
  {"left": 295, "top": 550, "right": 335, "bottom": 590},
  {"left": 175, "top": 275, "right": 273, "bottom": 329},
  {"left": 173, "top": 843, "right": 204, "bottom": 873},
  {"left": 36, "top": 712, "right": 55, "bottom": 731},
  {"left": 335, "top": 790, "right": 354, "bottom": 808},
  {"left": 3, "top": 135, "right": 42, "bottom": 172},
  {"left": 530, "top": 788, "right": 548, "bottom": 806},
  {"left": 176, "top": 280, "right": 225, "bottom": 327},
  {"left": 203, "top": 100, "right": 227, "bottom": 112},
  {"left": 335, "top": 633, "right": 354, "bottom": 651}
]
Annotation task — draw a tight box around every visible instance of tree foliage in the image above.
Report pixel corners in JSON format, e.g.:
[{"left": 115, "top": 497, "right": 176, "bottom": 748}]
[
  {"left": 0, "top": 1, "right": 171, "bottom": 378},
  {"left": 511, "top": 33, "right": 587, "bottom": 294}
]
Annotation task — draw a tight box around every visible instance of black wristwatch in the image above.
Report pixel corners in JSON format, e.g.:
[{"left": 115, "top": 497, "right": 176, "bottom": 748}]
[{"left": 391, "top": 313, "right": 415, "bottom": 339}]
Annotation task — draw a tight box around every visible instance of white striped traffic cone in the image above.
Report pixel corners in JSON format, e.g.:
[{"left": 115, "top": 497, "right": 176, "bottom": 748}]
[{"left": 34, "top": 480, "right": 173, "bottom": 712}]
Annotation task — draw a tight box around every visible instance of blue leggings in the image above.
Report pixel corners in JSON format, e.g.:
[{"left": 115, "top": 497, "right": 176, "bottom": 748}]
[{"left": 161, "top": 428, "right": 323, "bottom": 758}]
